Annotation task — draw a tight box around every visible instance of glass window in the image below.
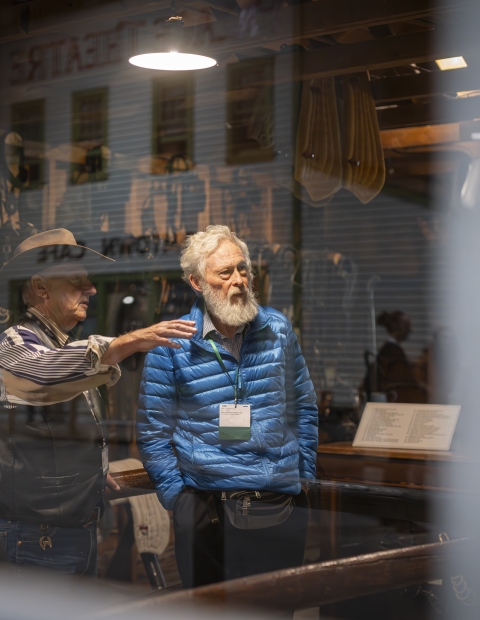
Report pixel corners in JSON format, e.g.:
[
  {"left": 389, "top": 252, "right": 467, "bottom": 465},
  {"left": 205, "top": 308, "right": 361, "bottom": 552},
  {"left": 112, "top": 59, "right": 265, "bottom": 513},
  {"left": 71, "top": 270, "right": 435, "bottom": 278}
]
[
  {"left": 1, "top": 1, "right": 480, "bottom": 613},
  {"left": 71, "top": 87, "right": 108, "bottom": 184},
  {"left": 226, "top": 57, "right": 275, "bottom": 165},
  {"left": 10, "top": 99, "right": 45, "bottom": 190},
  {"left": 152, "top": 74, "right": 194, "bottom": 174}
]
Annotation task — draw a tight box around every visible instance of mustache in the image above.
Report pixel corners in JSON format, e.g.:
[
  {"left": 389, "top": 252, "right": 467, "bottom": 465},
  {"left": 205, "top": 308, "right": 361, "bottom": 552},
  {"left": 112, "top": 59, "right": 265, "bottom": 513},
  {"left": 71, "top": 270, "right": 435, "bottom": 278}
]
[{"left": 228, "top": 287, "right": 247, "bottom": 298}]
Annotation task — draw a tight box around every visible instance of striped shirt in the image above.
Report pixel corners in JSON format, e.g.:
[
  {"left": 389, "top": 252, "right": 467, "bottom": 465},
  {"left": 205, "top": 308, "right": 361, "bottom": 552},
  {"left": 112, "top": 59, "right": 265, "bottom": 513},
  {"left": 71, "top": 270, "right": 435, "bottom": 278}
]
[
  {"left": 0, "top": 308, "right": 120, "bottom": 407},
  {"left": 202, "top": 309, "right": 247, "bottom": 362}
]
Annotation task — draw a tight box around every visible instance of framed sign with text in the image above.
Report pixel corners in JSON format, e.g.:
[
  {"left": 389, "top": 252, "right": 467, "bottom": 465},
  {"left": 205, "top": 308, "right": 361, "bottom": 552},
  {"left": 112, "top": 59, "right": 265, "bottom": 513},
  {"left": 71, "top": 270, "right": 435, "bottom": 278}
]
[{"left": 353, "top": 403, "right": 461, "bottom": 451}]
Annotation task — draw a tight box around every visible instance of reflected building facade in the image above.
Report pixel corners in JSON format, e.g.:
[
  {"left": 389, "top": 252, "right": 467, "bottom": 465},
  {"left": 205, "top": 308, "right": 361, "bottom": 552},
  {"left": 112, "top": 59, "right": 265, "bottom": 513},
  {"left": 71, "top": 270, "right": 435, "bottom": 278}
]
[{"left": 0, "top": 14, "right": 445, "bottom": 440}]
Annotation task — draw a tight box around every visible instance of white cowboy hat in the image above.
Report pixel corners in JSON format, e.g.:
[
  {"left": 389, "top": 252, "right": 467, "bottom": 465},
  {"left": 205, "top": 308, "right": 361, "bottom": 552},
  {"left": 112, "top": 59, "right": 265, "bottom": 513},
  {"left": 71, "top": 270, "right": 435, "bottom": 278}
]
[{"left": 0, "top": 229, "right": 115, "bottom": 310}]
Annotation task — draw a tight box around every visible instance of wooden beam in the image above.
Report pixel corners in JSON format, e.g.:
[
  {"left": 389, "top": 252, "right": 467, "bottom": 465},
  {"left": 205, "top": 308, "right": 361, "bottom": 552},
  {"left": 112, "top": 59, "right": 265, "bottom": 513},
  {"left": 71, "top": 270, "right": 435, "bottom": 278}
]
[
  {"left": 377, "top": 96, "right": 480, "bottom": 130},
  {"left": 297, "top": 29, "right": 480, "bottom": 81},
  {"left": 381, "top": 124, "right": 460, "bottom": 148},
  {"left": 380, "top": 122, "right": 480, "bottom": 148},
  {"left": 198, "top": 0, "right": 475, "bottom": 54},
  {"left": 197, "top": 1, "right": 239, "bottom": 16},
  {"left": 390, "top": 159, "right": 459, "bottom": 175},
  {"left": 103, "top": 539, "right": 469, "bottom": 613},
  {"left": 0, "top": 0, "right": 475, "bottom": 47},
  {"left": 372, "top": 68, "right": 480, "bottom": 103}
]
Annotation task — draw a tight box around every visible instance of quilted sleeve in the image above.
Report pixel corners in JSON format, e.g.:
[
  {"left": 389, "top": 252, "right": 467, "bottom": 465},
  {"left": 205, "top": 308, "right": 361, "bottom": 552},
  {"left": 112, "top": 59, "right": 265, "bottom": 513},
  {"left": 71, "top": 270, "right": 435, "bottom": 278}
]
[
  {"left": 136, "top": 347, "right": 185, "bottom": 510},
  {"left": 285, "top": 323, "right": 319, "bottom": 480}
]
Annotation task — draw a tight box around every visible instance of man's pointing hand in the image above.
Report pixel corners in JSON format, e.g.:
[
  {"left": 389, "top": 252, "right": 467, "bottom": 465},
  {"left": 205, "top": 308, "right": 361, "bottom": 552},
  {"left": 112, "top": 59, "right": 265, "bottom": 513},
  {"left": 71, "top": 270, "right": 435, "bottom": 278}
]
[{"left": 101, "top": 320, "right": 197, "bottom": 366}]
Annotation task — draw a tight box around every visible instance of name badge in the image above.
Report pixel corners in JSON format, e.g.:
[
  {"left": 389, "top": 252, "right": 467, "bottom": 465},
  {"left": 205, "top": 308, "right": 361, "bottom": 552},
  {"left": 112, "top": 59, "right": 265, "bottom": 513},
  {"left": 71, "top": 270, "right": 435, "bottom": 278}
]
[
  {"left": 219, "top": 404, "right": 251, "bottom": 440},
  {"left": 102, "top": 446, "right": 109, "bottom": 475}
]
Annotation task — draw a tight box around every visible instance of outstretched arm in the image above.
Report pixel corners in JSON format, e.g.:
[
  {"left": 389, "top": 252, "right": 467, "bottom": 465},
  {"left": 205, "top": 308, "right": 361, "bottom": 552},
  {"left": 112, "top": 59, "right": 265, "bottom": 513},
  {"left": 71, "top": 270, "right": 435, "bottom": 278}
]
[
  {"left": 101, "top": 320, "right": 196, "bottom": 365},
  {"left": 0, "top": 320, "right": 196, "bottom": 407}
]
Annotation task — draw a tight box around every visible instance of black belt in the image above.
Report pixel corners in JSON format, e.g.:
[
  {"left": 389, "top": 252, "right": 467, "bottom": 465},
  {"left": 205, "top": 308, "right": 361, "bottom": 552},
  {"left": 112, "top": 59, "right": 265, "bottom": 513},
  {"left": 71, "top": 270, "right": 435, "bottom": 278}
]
[{"left": 38, "top": 507, "right": 101, "bottom": 531}]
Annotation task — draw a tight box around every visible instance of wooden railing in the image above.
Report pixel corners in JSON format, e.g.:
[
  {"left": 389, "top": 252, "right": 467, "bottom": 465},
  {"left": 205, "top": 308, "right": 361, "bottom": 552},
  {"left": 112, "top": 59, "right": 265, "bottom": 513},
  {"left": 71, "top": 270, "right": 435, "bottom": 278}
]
[
  {"left": 101, "top": 538, "right": 467, "bottom": 614},
  {"left": 108, "top": 469, "right": 155, "bottom": 499},
  {"left": 105, "top": 469, "right": 470, "bottom": 612}
]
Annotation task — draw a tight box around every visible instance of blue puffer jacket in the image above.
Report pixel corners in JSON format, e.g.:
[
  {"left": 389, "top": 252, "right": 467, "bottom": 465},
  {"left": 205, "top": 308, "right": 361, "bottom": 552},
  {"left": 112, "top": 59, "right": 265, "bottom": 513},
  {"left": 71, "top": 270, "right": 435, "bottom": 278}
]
[{"left": 136, "top": 300, "right": 318, "bottom": 510}]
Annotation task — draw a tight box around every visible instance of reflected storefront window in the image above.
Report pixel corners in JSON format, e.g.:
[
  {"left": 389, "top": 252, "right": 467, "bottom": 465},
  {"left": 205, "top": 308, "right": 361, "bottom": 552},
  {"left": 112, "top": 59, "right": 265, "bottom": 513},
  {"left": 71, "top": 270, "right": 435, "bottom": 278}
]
[{"left": 0, "top": 1, "right": 479, "bottom": 619}]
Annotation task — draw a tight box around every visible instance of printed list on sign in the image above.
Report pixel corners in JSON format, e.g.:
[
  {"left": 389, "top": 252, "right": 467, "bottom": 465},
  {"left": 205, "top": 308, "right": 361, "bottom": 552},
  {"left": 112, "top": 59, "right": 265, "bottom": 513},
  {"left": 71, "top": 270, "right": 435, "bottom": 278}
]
[{"left": 353, "top": 403, "right": 461, "bottom": 451}]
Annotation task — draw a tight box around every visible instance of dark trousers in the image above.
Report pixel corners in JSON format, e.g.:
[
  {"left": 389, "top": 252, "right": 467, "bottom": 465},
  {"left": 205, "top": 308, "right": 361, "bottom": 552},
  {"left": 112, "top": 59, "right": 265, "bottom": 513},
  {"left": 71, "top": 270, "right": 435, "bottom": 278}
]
[
  {"left": 173, "top": 489, "right": 309, "bottom": 589},
  {"left": 0, "top": 518, "right": 97, "bottom": 576}
]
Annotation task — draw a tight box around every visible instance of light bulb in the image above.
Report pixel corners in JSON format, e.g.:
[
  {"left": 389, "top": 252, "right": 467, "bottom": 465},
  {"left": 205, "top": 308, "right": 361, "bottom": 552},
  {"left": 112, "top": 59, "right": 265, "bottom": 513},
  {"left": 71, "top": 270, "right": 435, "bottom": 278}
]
[
  {"left": 435, "top": 56, "right": 467, "bottom": 71},
  {"left": 129, "top": 52, "right": 216, "bottom": 71},
  {"left": 122, "top": 296, "right": 135, "bottom": 305}
]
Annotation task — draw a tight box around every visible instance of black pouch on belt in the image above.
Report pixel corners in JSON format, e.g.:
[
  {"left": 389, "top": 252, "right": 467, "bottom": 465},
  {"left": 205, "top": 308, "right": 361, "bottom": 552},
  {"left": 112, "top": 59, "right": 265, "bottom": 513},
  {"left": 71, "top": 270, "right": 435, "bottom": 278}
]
[{"left": 220, "top": 490, "right": 294, "bottom": 530}]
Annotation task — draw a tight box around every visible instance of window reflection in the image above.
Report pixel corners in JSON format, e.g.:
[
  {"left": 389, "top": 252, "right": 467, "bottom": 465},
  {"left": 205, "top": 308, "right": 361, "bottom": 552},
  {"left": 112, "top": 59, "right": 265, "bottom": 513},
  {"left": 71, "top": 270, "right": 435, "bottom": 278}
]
[{"left": 0, "top": 1, "right": 479, "bottom": 617}]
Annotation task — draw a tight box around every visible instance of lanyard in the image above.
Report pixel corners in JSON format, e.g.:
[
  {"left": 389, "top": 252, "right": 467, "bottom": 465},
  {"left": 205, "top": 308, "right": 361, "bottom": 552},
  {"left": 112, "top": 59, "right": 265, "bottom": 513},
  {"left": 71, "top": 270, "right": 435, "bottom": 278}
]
[
  {"left": 25, "top": 310, "right": 64, "bottom": 346},
  {"left": 208, "top": 338, "right": 242, "bottom": 406}
]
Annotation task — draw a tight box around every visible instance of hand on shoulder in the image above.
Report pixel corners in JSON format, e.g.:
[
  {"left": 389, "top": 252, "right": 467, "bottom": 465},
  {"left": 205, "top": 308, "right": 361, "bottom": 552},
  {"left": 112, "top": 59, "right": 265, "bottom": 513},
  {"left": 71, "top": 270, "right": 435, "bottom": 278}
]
[{"left": 102, "top": 320, "right": 197, "bottom": 365}]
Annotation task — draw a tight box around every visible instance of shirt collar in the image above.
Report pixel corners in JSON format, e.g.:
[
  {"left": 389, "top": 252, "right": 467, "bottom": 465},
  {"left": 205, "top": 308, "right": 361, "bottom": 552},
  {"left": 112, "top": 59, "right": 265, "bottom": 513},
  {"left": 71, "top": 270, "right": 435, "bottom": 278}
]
[
  {"left": 27, "top": 307, "right": 70, "bottom": 347},
  {"left": 202, "top": 308, "right": 246, "bottom": 340}
]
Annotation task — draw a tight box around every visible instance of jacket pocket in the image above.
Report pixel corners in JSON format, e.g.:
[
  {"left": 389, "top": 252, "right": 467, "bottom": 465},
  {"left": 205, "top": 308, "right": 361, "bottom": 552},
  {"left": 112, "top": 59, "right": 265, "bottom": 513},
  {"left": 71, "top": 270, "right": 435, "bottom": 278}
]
[
  {"left": 251, "top": 420, "right": 264, "bottom": 451},
  {"left": 39, "top": 474, "right": 79, "bottom": 488}
]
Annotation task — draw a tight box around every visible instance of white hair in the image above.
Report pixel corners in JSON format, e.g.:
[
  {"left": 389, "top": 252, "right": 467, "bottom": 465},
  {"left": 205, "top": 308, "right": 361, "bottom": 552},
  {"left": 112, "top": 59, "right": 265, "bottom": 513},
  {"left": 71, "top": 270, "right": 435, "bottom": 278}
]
[
  {"left": 22, "top": 278, "right": 36, "bottom": 306},
  {"left": 180, "top": 225, "right": 253, "bottom": 286}
]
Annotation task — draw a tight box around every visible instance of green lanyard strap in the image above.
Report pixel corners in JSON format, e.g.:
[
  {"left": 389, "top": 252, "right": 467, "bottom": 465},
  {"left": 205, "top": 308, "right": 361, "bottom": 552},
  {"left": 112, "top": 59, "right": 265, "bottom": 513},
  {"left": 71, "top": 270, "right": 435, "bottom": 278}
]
[{"left": 208, "top": 338, "right": 241, "bottom": 406}]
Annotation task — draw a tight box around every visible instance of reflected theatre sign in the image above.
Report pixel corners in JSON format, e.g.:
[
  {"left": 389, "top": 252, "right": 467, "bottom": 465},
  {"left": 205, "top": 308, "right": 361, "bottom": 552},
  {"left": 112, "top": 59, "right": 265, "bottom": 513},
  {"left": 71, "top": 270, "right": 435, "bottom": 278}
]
[
  {"left": 10, "top": 21, "right": 138, "bottom": 85},
  {"left": 20, "top": 235, "right": 181, "bottom": 276},
  {"left": 101, "top": 234, "right": 169, "bottom": 258},
  {"left": 34, "top": 235, "right": 179, "bottom": 261}
]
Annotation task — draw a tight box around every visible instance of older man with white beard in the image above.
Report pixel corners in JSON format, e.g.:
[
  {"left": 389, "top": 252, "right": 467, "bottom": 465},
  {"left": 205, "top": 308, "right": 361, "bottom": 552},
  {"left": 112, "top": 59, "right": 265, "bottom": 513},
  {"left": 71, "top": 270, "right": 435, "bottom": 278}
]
[{"left": 136, "top": 225, "right": 318, "bottom": 588}]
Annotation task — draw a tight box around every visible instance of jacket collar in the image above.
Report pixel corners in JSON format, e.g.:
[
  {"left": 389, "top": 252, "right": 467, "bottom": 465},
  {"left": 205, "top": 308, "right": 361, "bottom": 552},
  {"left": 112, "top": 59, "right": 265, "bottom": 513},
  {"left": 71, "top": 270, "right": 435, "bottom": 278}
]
[
  {"left": 26, "top": 307, "right": 69, "bottom": 347},
  {"left": 189, "top": 298, "right": 270, "bottom": 352}
]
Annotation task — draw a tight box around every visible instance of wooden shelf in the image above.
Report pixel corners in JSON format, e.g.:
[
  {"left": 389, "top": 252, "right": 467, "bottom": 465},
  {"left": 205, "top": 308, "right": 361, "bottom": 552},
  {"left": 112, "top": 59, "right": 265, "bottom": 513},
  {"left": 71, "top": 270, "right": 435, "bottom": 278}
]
[
  {"left": 316, "top": 441, "right": 475, "bottom": 491},
  {"left": 317, "top": 441, "right": 473, "bottom": 462}
]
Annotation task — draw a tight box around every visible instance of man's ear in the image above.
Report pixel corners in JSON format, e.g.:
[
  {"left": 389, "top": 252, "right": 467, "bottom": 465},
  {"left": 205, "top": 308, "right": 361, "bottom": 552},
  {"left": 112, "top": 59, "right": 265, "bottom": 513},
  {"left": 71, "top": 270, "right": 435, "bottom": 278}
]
[
  {"left": 31, "top": 275, "right": 49, "bottom": 300},
  {"left": 189, "top": 274, "right": 203, "bottom": 294}
]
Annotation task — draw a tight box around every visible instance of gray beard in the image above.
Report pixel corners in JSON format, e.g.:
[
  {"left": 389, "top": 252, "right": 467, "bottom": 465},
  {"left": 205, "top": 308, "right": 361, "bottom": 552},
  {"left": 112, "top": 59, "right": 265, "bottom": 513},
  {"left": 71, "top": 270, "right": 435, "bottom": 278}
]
[{"left": 202, "top": 282, "right": 259, "bottom": 327}]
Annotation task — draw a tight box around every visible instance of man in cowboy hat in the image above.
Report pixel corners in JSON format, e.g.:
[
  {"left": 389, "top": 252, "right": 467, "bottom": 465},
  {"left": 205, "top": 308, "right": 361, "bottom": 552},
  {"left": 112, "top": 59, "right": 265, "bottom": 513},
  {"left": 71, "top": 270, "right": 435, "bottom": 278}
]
[{"left": 0, "top": 228, "right": 196, "bottom": 575}]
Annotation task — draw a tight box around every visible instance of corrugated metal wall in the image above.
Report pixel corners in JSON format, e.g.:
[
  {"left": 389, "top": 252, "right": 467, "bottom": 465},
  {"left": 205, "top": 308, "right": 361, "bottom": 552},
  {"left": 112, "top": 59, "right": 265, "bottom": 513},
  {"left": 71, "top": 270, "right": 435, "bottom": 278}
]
[{"left": 302, "top": 190, "right": 435, "bottom": 395}]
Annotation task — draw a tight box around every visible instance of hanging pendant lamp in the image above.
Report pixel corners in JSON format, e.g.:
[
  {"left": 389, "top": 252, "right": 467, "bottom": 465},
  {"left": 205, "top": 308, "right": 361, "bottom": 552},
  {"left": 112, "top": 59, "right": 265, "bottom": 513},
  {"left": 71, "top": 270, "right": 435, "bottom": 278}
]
[{"left": 129, "top": 16, "right": 217, "bottom": 71}]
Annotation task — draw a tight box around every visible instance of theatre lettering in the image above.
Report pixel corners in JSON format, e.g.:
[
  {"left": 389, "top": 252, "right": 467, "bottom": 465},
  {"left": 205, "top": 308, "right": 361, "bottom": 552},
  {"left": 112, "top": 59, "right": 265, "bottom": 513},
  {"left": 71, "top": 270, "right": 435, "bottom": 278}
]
[{"left": 10, "top": 21, "right": 138, "bottom": 85}]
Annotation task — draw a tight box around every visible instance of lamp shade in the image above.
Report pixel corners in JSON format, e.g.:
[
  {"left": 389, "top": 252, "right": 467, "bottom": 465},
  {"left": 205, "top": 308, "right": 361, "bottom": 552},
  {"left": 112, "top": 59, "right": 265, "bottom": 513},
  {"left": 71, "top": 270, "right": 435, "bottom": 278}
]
[{"left": 129, "top": 16, "right": 217, "bottom": 72}]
